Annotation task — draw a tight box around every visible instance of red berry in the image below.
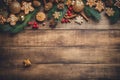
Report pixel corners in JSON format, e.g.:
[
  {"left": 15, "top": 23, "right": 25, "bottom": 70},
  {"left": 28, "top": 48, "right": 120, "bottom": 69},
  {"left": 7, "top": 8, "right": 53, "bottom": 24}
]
[
  {"left": 28, "top": 22, "right": 33, "bottom": 25},
  {"left": 68, "top": 13, "right": 72, "bottom": 16},
  {"left": 67, "top": 10, "right": 71, "bottom": 14},
  {"left": 61, "top": 18, "right": 65, "bottom": 23},
  {"left": 68, "top": 7, "right": 73, "bottom": 11},
  {"left": 65, "top": 19, "right": 68, "bottom": 23}
]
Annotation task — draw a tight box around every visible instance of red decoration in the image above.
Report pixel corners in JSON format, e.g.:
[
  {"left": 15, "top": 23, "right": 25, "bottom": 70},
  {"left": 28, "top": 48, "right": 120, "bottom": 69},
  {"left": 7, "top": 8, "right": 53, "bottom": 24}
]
[
  {"left": 28, "top": 21, "right": 39, "bottom": 29},
  {"left": 61, "top": 18, "right": 70, "bottom": 23}
]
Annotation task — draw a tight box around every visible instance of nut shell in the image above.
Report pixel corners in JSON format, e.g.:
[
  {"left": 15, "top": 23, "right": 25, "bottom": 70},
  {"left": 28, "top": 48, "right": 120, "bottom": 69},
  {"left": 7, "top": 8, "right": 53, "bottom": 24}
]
[
  {"left": 9, "top": 1, "right": 21, "bottom": 14},
  {"left": 33, "top": 0, "right": 41, "bottom": 7}
]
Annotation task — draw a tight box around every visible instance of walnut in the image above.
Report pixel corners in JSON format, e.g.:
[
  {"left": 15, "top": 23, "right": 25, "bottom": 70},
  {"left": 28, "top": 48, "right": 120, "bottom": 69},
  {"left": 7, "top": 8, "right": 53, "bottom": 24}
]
[{"left": 33, "top": 0, "right": 41, "bottom": 7}]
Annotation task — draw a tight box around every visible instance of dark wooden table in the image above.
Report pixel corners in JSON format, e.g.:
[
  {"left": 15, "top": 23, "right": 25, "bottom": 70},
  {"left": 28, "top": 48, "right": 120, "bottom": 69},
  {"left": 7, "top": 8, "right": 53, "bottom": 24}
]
[{"left": 0, "top": 14, "right": 120, "bottom": 80}]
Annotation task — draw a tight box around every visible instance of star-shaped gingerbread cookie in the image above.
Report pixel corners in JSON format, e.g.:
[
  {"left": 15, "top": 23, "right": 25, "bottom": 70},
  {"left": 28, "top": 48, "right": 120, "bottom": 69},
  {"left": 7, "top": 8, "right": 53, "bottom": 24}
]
[
  {"left": 21, "top": 2, "right": 34, "bottom": 14},
  {"left": 86, "top": 0, "right": 96, "bottom": 7},
  {"left": 95, "top": 0, "right": 104, "bottom": 12},
  {"left": 105, "top": 8, "right": 115, "bottom": 16}
]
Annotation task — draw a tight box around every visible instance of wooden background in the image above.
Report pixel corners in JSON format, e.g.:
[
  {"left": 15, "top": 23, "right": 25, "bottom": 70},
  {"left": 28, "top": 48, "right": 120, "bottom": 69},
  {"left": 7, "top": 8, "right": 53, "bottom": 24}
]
[{"left": 0, "top": 13, "right": 120, "bottom": 80}]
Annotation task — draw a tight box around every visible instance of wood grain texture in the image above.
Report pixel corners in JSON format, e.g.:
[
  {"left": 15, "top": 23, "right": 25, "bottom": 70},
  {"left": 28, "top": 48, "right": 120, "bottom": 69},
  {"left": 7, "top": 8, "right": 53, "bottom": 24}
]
[
  {"left": 0, "top": 14, "right": 120, "bottom": 80},
  {"left": 0, "top": 30, "right": 120, "bottom": 47},
  {"left": 0, "top": 64, "right": 120, "bottom": 80},
  {"left": 0, "top": 47, "right": 120, "bottom": 67}
]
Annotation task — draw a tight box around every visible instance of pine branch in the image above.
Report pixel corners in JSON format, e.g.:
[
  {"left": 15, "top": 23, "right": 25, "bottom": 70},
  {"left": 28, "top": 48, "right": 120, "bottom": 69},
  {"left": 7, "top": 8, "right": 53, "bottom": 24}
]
[
  {"left": 57, "top": 6, "right": 67, "bottom": 22},
  {"left": 84, "top": 6, "right": 101, "bottom": 21},
  {"left": 109, "top": 7, "right": 120, "bottom": 24},
  {"left": 47, "top": 4, "right": 57, "bottom": 19}
]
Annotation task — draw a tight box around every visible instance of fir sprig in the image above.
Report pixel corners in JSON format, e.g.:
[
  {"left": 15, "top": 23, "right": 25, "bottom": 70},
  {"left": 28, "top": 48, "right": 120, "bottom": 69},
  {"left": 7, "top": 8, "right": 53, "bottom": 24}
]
[{"left": 84, "top": 6, "right": 101, "bottom": 21}]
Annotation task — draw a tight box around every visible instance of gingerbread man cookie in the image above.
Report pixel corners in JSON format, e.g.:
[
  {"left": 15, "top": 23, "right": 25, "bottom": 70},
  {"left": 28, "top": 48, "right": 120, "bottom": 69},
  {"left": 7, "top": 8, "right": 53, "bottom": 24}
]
[
  {"left": 7, "top": 14, "right": 18, "bottom": 26},
  {"left": 21, "top": 1, "right": 34, "bottom": 14}
]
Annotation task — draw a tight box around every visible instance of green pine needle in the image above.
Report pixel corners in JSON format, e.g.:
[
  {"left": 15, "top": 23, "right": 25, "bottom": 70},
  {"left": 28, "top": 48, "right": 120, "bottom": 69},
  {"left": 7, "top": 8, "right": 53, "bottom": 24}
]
[
  {"left": 0, "top": 24, "right": 12, "bottom": 32},
  {"left": 57, "top": 6, "right": 67, "bottom": 22},
  {"left": 84, "top": 6, "right": 101, "bottom": 21}
]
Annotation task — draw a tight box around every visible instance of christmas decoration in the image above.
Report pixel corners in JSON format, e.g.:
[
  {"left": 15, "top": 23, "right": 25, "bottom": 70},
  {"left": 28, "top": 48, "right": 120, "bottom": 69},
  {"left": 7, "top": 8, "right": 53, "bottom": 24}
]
[
  {"left": 75, "top": 16, "right": 84, "bottom": 24},
  {"left": 7, "top": 14, "right": 18, "bottom": 26},
  {"left": 84, "top": 6, "right": 101, "bottom": 21},
  {"left": 9, "top": 1, "right": 21, "bottom": 14},
  {"left": 45, "top": 2, "right": 53, "bottom": 11},
  {"left": 105, "top": 8, "right": 115, "bottom": 16},
  {"left": 61, "top": 18, "right": 70, "bottom": 23},
  {"left": 57, "top": 3, "right": 64, "bottom": 10},
  {"left": 95, "top": 0, "right": 104, "bottom": 12},
  {"left": 0, "top": 15, "right": 6, "bottom": 24},
  {"left": 49, "top": 18, "right": 57, "bottom": 28},
  {"left": 73, "top": 0, "right": 84, "bottom": 13},
  {"left": 23, "top": 59, "right": 31, "bottom": 67},
  {"left": 21, "top": 1, "right": 34, "bottom": 14},
  {"left": 18, "top": 12, "right": 25, "bottom": 21},
  {"left": 53, "top": 11, "right": 60, "bottom": 19},
  {"left": 66, "top": 0, "right": 72, "bottom": 6},
  {"left": 0, "top": 0, "right": 119, "bottom": 34},
  {"left": 36, "top": 12, "right": 46, "bottom": 22},
  {"left": 86, "top": 0, "right": 96, "bottom": 7},
  {"left": 33, "top": 0, "right": 41, "bottom": 7},
  {"left": 114, "top": 0, "right": 120, "bottom": 8}
]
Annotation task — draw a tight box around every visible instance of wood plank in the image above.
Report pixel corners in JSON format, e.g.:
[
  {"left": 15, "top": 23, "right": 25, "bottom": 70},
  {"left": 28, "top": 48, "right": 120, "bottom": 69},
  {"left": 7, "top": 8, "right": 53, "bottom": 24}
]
[
  {"left": 0, "top": 47, "right": 120, "bottom": 67},
  {"left": 0, "top": 30, "right": 120, "bottom": 47},
  {"left": 0, "top": 64, "right": 120, "bottom": 80},
  {"left": 25, "top": 13, "right": 120, "bottom": 30}
]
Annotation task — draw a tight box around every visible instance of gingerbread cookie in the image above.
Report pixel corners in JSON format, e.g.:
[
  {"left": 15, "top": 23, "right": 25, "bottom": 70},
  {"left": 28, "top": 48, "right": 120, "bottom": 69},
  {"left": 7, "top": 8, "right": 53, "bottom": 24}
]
[
  {"left": 114, "top": 0, "right": 120, "bottom": 8},
  {"left": 86, "top": 0, "right": 96, "bottom": 7},
  {"left": 105, "top": 8, "right": 115, "bottom": 16},
  {"left": 0, "top": 15, "right": 6, "bottom": 24},
  {"left": 7, "top": 14, "right": 18, "bottom": 26},
  {"left": 21, "top": 1, "right": 34, "bottom": 14},
  {"left": 95, "top": 0, "right": 104, "bottom": 12}
]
